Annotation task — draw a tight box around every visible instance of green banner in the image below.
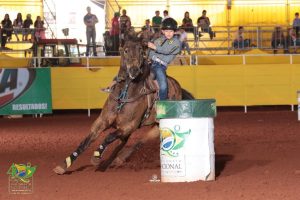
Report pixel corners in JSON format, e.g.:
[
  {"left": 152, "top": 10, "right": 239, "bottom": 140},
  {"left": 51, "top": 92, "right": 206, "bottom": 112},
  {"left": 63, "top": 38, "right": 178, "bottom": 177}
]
[
  {"left": 156, "top": 99, "right": 217, "bottom": 119},
  {"left": 0, "top": 68, "right": 52, "bottom": 115}
]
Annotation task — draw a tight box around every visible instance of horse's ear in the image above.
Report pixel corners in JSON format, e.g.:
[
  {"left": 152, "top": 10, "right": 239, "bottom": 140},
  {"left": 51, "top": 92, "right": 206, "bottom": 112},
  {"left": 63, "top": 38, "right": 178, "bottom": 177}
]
[
  {"left": 124, "top": 27, "right": 138, "bottom": 40},
  {"left": 137, "top": 31, "right": 143, "bottom": 39}
]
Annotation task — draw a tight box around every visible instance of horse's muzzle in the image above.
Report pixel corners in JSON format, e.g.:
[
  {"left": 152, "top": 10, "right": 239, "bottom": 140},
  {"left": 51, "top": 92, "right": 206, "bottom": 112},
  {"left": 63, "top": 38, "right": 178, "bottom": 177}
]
[{"left": 128, "top": 66, "right": 142, "bottom": 80}]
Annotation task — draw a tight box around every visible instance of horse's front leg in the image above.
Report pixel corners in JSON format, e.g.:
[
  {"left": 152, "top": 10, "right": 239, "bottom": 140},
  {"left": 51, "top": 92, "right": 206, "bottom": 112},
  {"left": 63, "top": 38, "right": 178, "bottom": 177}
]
[{"left": 53, "top": 113, "right": 114, "bottom": 175}]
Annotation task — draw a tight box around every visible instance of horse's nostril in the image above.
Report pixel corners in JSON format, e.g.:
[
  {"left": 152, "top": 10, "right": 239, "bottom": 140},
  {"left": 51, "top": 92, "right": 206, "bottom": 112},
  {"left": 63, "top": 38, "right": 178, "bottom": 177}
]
[{"left": 129, "top": 67, "right": 141, "bottom": 78}]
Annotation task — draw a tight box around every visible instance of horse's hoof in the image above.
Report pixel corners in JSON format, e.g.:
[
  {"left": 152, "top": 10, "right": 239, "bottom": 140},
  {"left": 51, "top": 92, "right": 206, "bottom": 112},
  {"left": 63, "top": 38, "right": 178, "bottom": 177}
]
[
  {"left": 111, "top": 157, "right": 124, "bottom": 168},
  {"left": 53, "top": 165, "right": 67, "bottom": 175},
  {"left": 90, "top": 156, "right": 101, "bottom": 166}
]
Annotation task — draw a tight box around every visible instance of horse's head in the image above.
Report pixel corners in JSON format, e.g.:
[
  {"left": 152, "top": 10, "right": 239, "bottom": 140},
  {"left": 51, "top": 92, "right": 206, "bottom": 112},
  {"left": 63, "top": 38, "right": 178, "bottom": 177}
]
[{"left": 120, "top": 31, "right": 146, "bottom": 80}]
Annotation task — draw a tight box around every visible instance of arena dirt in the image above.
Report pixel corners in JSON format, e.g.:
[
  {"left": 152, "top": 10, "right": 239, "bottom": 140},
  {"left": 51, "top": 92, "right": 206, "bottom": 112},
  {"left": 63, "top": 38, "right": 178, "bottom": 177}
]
[{"left": 0, "top": 110, "right": 299, "bottom": 200}]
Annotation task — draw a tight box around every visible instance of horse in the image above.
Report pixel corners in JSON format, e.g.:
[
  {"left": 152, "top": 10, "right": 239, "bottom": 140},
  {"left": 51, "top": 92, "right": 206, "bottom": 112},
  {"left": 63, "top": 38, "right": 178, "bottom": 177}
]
[{"left": 53, "top": 31, "right": 193, "bottom": 175}]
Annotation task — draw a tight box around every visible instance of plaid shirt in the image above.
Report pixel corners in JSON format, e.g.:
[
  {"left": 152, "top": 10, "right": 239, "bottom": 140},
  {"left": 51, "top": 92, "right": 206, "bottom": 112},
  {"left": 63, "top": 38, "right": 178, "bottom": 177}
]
[{"left": 149, "top": 35, "right": 181, "bottom": 66}]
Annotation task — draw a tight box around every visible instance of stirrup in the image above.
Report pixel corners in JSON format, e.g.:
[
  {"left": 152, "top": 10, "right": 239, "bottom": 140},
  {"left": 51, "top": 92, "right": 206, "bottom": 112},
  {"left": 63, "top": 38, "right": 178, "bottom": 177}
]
[{"left": 100, "top": 87, "right": 112, "bottom": 93}]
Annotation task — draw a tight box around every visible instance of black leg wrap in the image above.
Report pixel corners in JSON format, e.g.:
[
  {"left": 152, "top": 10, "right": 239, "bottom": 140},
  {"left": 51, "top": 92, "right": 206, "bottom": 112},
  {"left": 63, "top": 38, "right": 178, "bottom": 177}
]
[
  {"left": 94, "top": 131, "right": 120, "bottom": 158},
  {"left": 76, "top": 134, "right": 93, "bottom": 155}
]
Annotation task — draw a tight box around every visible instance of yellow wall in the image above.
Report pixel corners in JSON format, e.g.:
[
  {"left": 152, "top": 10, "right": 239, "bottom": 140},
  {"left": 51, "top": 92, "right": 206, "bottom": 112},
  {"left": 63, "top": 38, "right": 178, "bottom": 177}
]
[
  {"left": 106, "top": 0, "right": 300, "bottom": 28},
  {"left": 51, "top": 64, "right": 300, "bottom": 109},
  {"left": 0, "top": 0, "right": 43, "bottom": 22},
  {"left": 51, "top": 67, "right": 118, "bottom": 109}
]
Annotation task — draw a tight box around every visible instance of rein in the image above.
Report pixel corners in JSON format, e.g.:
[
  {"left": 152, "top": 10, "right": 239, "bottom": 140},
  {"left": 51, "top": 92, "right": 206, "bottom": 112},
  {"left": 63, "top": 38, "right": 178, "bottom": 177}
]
[{"left": 112, "top": 79, "right": 156, "bottom": 112}]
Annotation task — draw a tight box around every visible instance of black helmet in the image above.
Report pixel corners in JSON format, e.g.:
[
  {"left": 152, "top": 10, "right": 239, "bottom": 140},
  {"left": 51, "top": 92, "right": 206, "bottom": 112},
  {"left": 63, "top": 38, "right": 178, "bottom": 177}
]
[{"left": 161, "top": 18, "right": 178, "bottom": 31}]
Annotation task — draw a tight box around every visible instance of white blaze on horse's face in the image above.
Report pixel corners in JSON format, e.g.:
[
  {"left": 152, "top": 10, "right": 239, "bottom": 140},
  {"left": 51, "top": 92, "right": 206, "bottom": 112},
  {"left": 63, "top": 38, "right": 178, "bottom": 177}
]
[{"left": 123, "top": 41, "right": 144, "bottom": 80}]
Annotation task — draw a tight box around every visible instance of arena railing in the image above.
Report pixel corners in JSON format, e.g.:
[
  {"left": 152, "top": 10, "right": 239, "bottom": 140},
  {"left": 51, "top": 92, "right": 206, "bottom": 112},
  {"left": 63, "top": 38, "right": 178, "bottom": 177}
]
[
  {"left": 12, "top": 53, "right": 298, "bottom": 68},
  {"left": 184, "top": 25, "right": 300, "bottom": 54},
  {"left": 1, "top": 25, "right": 300, "bottom": 57}
]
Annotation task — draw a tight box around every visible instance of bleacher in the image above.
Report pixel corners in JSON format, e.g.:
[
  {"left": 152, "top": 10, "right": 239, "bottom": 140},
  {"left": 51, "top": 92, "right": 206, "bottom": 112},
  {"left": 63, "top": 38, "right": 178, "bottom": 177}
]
[{"left": 184, "top": 26, "right": 300, "bottom": 55}]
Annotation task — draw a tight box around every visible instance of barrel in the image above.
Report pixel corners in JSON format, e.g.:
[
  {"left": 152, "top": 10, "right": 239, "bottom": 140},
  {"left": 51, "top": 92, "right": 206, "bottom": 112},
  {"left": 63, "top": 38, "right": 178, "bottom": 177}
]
[{"left": 156, "top": 99, "right": 217, "bottom": 182}]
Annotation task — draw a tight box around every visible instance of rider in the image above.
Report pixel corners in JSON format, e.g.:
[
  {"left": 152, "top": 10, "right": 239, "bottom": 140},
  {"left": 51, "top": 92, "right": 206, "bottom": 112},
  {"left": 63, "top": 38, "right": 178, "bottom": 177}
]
[
  {"left": 101, "top": 18, "right": 181, "bottom": 100},
  {"left": 147, "top": 17, "right": 181, "bottom": 100}
]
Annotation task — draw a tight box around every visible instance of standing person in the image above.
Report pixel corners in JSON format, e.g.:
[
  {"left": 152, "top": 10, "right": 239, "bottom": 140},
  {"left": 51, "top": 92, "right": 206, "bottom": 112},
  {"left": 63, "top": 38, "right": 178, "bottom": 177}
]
[
  {"left": 1, "top": 14, "right": 13, "bottom": 47},
  {"left": 119, "top": 9, "right": 131, "bottom": 47},
  {"left": 197, "top": 10, "right": 215, "bottom": 40},
  {"left": 293, "top": 12, "right": 300, "bottom": 37},
  {"left": 148, "top": 18, "right": 181, "bottom": 100},
  {"left": 23, "top": 14, "right": 33, "bottom": 41},
  {"left": 152, "top": 10, "right": 162, "bottom": 33},
  {"left": 84, "top": 6, "right": 98, "bottom": 56},
  {"left": 34, "top": 16, "right": 45, "bottom": 42},
  {"left": 110, "top": 12, "right": 120, "bottom": 56},
  {"left": 13, "top": 13, "right": 23, "bottom": 41}
]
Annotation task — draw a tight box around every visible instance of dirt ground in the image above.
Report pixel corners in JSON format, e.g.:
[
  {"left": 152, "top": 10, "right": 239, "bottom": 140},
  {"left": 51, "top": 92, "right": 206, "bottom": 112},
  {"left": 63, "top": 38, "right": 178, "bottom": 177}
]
[{"left": 0, "top": 109, "right": 300, "bottom": 200}]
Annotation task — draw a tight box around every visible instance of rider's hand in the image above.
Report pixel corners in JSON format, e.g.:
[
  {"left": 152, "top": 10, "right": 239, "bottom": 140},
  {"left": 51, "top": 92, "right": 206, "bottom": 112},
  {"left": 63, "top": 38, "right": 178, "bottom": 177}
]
[{"left": 148, "top": 42, "right": 156, "bottom": 50}]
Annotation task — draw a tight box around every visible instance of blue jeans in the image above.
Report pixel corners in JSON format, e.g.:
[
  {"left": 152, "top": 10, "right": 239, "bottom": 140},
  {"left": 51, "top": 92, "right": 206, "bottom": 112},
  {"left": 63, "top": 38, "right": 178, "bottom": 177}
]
[
  {"left": 86, "top": 28, "right": 97, "bottom": 56},
  {"left": 151, "top": 61, "right": 168, "bottom": 100}
]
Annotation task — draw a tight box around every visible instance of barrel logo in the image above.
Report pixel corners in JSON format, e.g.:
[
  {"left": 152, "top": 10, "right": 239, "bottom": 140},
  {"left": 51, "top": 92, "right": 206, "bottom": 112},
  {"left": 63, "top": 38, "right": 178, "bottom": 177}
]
[
  {"left": 0, "top": 69, "right": 36, "bottom": 108},
  {"left": 160, "top": 125, "right": 191, "bottom": 157}
]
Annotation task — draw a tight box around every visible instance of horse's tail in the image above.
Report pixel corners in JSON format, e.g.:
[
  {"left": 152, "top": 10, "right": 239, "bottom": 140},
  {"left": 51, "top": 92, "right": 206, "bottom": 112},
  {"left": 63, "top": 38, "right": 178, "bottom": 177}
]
[{"left": 182, "top": 88, "right": 195, "bottom": 100}]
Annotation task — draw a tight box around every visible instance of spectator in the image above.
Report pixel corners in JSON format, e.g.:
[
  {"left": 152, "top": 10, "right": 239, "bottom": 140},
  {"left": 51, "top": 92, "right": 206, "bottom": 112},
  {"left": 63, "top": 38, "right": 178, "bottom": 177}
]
[
  {"left": 197, "top": 10, "right": 215, "bottom": 40},
  {"left": 286, "top": 28, "right": 300, "bottom": 52},
  {"left": 141, "top": 19, "right": 156, "bottom": 46},
  {"left": 233, "top": 26, "right": 250, "bottom": 49},
  {"left": 152, "top": 10, "right": 162, "bottom": 33},
  {"left": 181, "top": 11, "right": 196, "bottom": 40},
  {"left": 103, "top": 31, "right": 113, "bottom": 56},
  {"left": 0, "top": 25, "right": 1, "bottom": 47},
  {"left": 178, "top": 27, "right": 191, "bottom": 55},
  {"left": 142, "top": 19, "right": 154, "bottom": 33},
  {"left": 23, "top": 14, "right": 33, "bottom": 41},
  {"left": 1, "top": 14, "right": 13, "bottom": 47},
  {"left": 13, "top": 13, "right": 23, "bottom": 41},
  {"left": 119, "top": 9, "right": 131, "bottom": 47},
  {"left": 292, "top": 12, "right": 300, "bottom": 37},
  {"left": 110, "top": 12, "right": 120, "bottom": 56},
  {"left": 84, "top": 6, "right": 98, "bottom": 56},
  {"left": 34, "top": 16, "right": 45, "bottom": 42},
  {"left": 162, "top": 10, "right": 170, "bottom": 21},
  {"left": 271, "top": 26, "right": 287, "bottom": 54}
]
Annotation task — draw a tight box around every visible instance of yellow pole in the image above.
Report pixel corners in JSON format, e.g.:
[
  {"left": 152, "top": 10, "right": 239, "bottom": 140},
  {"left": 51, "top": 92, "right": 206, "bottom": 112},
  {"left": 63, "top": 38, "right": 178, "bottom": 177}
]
[{"left": 286, "top": 0, "right": 290, "bottom": 26}]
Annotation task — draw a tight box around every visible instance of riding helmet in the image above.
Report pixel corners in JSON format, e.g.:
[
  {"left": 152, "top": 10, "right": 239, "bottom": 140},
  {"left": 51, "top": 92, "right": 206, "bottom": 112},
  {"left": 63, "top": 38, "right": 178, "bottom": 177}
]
[{"left": 161, "top": 18, "right": 178, "bottom": 31}]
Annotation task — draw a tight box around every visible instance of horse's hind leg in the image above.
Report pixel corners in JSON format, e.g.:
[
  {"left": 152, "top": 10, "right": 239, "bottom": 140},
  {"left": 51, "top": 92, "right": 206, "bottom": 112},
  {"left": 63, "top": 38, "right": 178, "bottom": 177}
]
[
  {"left": 90, "top": 130, "right": 120, "bottom": 166},
  {"left": 97, "top": 134, "right": 130, "bottom": 171},
  {"left": 53, "top": 115, "right": 112, "bottom": 175},
  {"left": 112, "top": 125, "right": 159, "bottom": 167}
]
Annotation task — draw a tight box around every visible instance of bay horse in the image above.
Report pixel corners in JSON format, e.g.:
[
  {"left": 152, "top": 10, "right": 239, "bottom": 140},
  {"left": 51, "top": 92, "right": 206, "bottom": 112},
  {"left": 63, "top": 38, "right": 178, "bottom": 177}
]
[{"left": 53, "top": 31, "right": 193, "bottom": 174}]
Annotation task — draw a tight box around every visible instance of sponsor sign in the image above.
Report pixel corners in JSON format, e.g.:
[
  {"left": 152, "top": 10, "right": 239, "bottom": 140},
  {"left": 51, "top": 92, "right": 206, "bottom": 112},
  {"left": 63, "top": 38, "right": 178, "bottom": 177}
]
[{"left": 0, "top": 68, "right": 52, "bottom": 115}]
